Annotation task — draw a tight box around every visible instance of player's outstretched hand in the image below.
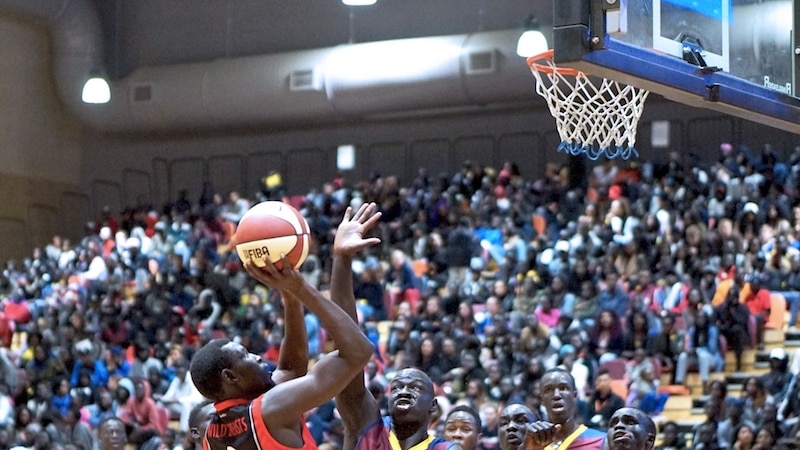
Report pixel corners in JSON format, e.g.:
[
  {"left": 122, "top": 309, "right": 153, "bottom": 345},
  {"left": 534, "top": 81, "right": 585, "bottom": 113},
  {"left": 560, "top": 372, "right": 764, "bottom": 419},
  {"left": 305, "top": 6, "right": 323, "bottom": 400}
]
[
  {"left": 244, "top": 254, "right": 304, "bottom": 293},
  {"left": 333, "top": 202, "right": 382, "bottom": 258},
  {"left": 521, "top": 421, "right": 561, "bottom": 450}
]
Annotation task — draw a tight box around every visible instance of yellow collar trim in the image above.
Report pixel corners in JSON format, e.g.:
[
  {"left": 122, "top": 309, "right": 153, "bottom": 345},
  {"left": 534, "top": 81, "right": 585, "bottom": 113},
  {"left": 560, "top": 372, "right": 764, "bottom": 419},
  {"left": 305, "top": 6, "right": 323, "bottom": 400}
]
[
  {"left": 388, "top": 429, "right": 436, "bottom": 450},
  {"left": 548, "top": 424, "right": 587, "bottom": 450}
]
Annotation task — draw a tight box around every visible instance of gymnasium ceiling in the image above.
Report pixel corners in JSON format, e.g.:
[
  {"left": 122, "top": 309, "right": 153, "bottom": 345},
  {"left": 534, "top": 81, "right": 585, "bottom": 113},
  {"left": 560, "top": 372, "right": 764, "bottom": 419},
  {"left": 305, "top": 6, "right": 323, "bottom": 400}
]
[{"left": 91, "top": 0, "right": 552, "bottom": 80}]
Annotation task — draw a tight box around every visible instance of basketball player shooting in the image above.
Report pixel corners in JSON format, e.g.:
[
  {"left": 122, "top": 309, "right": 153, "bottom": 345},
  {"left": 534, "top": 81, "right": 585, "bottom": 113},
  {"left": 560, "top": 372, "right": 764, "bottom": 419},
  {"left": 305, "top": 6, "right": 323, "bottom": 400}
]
[{"left": 189, "top": 204, "right": 378, "bottom": 449}]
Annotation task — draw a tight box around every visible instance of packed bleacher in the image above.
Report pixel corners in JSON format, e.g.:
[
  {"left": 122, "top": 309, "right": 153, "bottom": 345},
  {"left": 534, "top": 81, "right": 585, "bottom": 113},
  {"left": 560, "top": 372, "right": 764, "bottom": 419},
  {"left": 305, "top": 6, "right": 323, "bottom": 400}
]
[{"left": 1, "top": 142, "right": 800, "bottom": 449}]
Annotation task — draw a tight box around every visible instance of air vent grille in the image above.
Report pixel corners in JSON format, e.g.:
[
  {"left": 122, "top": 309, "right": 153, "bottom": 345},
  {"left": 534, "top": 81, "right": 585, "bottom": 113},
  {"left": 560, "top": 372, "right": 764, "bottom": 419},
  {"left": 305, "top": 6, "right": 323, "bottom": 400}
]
[
  {"left": 132, "top": 84, "right": 152, "bottom": 102},
  {"left": 466, "top": 51, "right": 496, "bottom": 74},
  {"left": 289, "top": 69, "right": 320, "bottom": 92}
]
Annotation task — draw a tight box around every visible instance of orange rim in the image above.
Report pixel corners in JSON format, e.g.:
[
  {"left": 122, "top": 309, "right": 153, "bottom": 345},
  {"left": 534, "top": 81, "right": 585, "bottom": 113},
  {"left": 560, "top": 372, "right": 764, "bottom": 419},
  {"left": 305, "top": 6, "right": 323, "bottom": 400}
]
[{"left": 527, "top": 49, "right": 582, "bottom": 76}]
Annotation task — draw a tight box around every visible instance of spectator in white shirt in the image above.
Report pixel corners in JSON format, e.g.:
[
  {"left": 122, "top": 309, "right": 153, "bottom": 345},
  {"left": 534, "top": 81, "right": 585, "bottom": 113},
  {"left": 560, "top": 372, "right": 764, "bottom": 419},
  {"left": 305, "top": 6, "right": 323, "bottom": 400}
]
[{"left": 158, "top": 364, "right": 205, "bottom": 431}]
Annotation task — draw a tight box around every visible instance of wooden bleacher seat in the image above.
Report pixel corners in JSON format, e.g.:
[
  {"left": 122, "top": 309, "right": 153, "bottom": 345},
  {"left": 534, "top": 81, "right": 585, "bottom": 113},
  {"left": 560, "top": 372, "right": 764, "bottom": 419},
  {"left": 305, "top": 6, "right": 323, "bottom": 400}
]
[
  {"left": 411, "top": 259, "right": 428, "bottom": 278},
  {"left": 654, "top": 300, "right": 800, "bottom": 447},
  {"left": 767, "top": 293, "right": 787, "bottom": 330},
  {"left": 532, "top": 214, "right": 546, "bottom": 237}
]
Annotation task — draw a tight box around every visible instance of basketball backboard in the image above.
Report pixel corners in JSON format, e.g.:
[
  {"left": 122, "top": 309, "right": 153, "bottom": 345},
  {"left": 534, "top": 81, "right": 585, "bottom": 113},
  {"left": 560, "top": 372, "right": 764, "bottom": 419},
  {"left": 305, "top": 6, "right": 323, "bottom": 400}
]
[{"left": 551, "top": 0, "right": 799, "bottom": 133}]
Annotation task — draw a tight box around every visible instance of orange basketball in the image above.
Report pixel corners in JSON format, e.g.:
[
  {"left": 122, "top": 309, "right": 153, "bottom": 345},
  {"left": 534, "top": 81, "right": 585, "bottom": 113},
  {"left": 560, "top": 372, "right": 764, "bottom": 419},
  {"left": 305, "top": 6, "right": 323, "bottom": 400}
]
[{"left": 232, "top": 201, "right": 311, "bottom": 270}]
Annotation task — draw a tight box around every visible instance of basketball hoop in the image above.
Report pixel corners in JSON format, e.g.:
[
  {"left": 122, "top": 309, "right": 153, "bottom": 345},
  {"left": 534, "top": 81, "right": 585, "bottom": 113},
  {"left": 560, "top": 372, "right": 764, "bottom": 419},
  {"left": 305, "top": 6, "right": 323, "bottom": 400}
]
[{"left": 527, "top": 50, "right": 649, "bottom": 160}]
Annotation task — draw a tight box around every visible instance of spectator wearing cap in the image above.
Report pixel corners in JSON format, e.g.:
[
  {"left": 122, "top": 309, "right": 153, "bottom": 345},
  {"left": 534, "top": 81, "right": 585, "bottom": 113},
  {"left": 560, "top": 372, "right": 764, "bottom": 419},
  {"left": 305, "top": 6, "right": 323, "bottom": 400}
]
[
  {"left": 70, "top": 340, "right": 110, "bottom": 390},
  {"left": 760, "top": 348, "right": 792, "bottom": 404},
  {"left": 547, "top": 240, "right": 571, "bottom": 278},
  {"left": 120, "top": 235, "right": 150, "bottom": 295},
  {"left": 738, "top": 201, "right": 763, "bottom": 241},
  {"left": 740, "top": 272, "right": 771, "bottom": 349},
  {"left": 98, "top": 226, "right": 116, "bottom": 260}
]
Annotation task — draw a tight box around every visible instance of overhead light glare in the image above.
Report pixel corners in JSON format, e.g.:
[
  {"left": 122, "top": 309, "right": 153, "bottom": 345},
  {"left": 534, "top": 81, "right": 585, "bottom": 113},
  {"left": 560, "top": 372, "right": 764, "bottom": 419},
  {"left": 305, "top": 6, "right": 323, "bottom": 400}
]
[
  {"left": 342, "top": 0, "right": 376, "bottom": 5},
  {"left": 516, "top": 30, "right": 548, "bottom": 57},
  {"left": 81, "top": 77, "right": 111, "bottom": 104}
]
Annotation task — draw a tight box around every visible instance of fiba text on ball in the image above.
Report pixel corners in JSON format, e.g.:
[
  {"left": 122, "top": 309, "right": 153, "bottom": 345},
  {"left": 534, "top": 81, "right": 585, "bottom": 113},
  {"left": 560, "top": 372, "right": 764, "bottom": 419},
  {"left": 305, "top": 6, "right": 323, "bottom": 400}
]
[{"left": 245, "top": 246, "right": 271, "bottom": 260}]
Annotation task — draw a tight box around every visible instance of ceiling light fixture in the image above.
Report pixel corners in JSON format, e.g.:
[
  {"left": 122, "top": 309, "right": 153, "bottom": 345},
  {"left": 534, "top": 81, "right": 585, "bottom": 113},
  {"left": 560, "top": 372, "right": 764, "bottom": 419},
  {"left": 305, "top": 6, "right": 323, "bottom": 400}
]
[
  {"left": 516, "top": 15, "right": 548, "bottom": 57},
  {"left": 342, "top": 0, "right": 376, "bottom": 5},
  {"left": 81, "top": 75, "right": 111, "bottom": 104}
]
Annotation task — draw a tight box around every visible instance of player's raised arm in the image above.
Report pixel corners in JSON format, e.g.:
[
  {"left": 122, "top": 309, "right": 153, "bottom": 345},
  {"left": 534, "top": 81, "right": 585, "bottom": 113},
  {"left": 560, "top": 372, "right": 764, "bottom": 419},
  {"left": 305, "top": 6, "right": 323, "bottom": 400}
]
[{"left": 329, "top": 203, "right": 384, "bottom": 448}]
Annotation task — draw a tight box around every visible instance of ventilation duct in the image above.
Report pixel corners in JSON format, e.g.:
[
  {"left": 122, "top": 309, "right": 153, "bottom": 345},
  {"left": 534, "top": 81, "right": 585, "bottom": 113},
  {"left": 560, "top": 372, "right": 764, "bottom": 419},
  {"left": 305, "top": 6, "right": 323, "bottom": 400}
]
[{"left": 0, "top": 0, "right": 540, "bottom": 133}]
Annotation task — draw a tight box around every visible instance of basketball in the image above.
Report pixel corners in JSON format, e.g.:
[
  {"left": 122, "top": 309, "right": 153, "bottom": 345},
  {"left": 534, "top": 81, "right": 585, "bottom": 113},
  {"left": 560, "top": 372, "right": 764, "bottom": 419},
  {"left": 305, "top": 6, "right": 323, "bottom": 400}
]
[{"left": 232, "top": 201, "right": 311, "bottom": 270}]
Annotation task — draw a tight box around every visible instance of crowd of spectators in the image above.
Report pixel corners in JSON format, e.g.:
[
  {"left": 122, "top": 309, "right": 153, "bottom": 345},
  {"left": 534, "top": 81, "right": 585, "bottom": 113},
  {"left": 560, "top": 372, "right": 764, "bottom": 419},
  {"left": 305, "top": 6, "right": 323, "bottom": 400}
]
[{"left": 0, "top": 142, "right": 800, "bottom": 449}]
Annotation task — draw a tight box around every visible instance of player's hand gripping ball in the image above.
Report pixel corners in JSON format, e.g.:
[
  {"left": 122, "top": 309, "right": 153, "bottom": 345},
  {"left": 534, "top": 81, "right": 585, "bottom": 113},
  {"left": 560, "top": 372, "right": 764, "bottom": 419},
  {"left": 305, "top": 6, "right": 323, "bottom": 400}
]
[{"left": 232, "top": 201, "right": 311, "bottom": 270}]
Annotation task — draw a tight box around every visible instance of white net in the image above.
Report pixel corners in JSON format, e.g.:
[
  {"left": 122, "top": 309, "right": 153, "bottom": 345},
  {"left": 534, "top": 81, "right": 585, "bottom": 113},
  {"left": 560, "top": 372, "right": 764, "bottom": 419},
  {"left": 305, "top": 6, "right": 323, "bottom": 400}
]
[{"left": 528, "top": 51, "right": 649, "bottom": 160}]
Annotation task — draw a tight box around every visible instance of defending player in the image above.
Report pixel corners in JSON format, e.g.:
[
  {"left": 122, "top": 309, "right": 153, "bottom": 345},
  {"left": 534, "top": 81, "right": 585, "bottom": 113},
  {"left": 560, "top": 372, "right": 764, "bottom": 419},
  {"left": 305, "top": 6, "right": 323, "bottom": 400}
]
[
  {"left": 521, "top": 368, "right": 605, "bottom": 450},
  {"left": 326, "top": 203, "right": 462, "bottom": 450}
]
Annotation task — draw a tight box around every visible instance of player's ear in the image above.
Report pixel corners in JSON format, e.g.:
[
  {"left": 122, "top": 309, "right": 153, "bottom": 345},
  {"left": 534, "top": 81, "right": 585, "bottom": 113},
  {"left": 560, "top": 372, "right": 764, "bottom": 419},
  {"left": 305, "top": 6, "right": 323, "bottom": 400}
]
[
  {"left": 646, "top": 432, "right": 655, "bottom": 449},
  {"left": 221, "top": 367, "right": 238, "bottom": 384},
  {"left": 429, "top": 397, "right": 439, "bottom": 415}
]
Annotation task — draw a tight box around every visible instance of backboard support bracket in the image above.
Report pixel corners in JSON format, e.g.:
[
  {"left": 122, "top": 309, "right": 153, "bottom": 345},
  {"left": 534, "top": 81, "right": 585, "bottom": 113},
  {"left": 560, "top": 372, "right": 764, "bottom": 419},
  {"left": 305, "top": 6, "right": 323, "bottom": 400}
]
[{"left": 589, "top": 0, "right": 621, "bottom": 50}]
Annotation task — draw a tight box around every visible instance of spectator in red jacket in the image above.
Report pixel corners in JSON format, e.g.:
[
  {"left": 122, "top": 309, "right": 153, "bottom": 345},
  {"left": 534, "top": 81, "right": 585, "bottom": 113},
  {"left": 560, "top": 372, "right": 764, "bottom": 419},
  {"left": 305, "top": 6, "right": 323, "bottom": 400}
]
[
  {"left": 740, "top": 273, "right": 771, "bottom": 349},
  {"left": 117, "top": 378, "right": 166, "bottom": 446}
]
